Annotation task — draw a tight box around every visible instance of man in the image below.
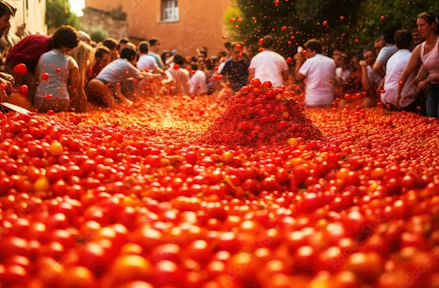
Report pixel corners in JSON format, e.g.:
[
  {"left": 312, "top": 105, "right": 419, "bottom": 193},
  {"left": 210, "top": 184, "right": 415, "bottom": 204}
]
[
  {"left": 248, "top": 35, "right": 289, "bottom": 87},
  {"left": 220, "top": 43, "right": 249, "bottom": 93},
  {"left": 102, "top": 38, "right": 119, "bottom": 62},
  {"left": 137, "top": 41, "right": 163, "bottom": 74},
  {"left": 374, "top": 36, "right": 386, "bottom": 56},
  {"left": 0, "top": 1, "right": 16, "bottom": 102},
  {"left": 90, "top": 46, "right": 110, "bottom": 80},
  {"left": 190, "top": 60, "right": 208, "bottom": 96},
  {"left": 118, "top": 38, "right": 129, "bottom": 54},
  {"left": 295, "top": 39, "right": 336, "bottom": 107},
  {"left": 148, "top": 38, "right": 165, "bottom": 70},
  {"left": 373, "top": 24, "right": 400, "bottom": 77},
  {"left": 411, "top": 27, "right": 424, "bottom": 50},
  {"left": 163, "top": 54, "right": 190, "bottom": 95},
  {"left": 382, "top": 30, "right": 419, "bottom": 111},
  {"left": 359, "top": 46, "right": 383, "bottom": 98}
]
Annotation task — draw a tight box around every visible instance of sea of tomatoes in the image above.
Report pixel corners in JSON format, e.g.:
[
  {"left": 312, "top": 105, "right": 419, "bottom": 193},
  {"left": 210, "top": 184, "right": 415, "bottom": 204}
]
[{"left": 1, "top": 84, "right": 439, "bottom": 288}]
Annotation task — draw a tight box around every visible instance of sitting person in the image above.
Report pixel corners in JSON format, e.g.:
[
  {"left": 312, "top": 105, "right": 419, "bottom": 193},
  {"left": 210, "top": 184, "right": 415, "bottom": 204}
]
[
  {"left": 86, "top": 47, "right": 149, "bottom": 108},
  {"left": 359, "top": 46, "right": 383, "bottom": 99},
  {"left": 189, "top": 62, "right": 208, "bottom": 96},
  {"left": 90, "top": 46, "right": 110, "bottom": 80},
  {"left": 137, "top": 41, "right": 163, "bottom": 74},
  {"left": 34, "top": 26, "right": 80, "bottom": 112},
  {"left": 163, "top": 54, "right": 190, "bottom": 95},
  {"left": 102, "top": 38, "right": 119, "bottom": 62}
]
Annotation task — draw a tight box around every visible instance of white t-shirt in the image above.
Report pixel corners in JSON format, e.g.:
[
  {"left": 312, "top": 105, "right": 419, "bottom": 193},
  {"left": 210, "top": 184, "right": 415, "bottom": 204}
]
[
  {"left": 96, "top": 59, "right": 142, "bottom": 85},
  {"left": 335, "top": 67, "right": 352, "bottom": 81},
  {"left": 249, "top": 50, "right": 288, "bottom": 87},
  {"left": 367, "top": 65, "right": 383, "bottom": 87},
  {"left": 137, "top": 54, "right": 158, "bottom": 71},
  {"left": 298, "top": 54, "right": 336, "bottom": 107},
  {"left": 190, "top": 70, "right": 208, "bottom": 95},
  {"left": 382, "top": 49, "right": 416, "bottom": 107},
  {"left": 165, "top": 67, "right": 190, "bottom": 95}
]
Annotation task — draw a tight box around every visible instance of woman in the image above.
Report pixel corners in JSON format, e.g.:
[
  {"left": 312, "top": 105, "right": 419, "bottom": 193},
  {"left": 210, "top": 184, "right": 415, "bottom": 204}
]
[
  {"left": 397, "top": 12, "right": 439, "bottom": 117},
  {"left": 34, "top": 26, "right": 79, "bottom": 113},
  {"left": 70, "top": 40, "right": 94, "bottom": 113}
]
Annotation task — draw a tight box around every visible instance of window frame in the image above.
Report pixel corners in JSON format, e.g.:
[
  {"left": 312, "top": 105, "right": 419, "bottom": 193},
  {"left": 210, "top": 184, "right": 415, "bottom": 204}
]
[{"left": 161, "top": 0, "right": 179, "bottom": 23}]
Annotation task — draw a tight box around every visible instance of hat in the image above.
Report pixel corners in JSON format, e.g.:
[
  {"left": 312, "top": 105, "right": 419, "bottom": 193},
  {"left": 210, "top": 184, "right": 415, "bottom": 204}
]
[{"left": 0, "top": 1, "right": 16, "bottom": 16}]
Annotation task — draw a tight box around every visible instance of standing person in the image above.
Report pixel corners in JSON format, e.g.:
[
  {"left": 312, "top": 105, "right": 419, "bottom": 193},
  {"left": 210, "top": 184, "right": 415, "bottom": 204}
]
[
  {"left": 295, "top": 39, "right": 336, "bottom": 107},
  {"left": 373, "top": 24, "right": 400, "bottom": 77},
  {"left": 248, "top": 35, "right": 289, "bottom": 87},
  {"left": 148, "top": 38, "right": 165, "bottom": 69},
  {"left": 382, "top": 30, "right": 419, "bottom": 111},
  {"left": 397, "top": 12, "right": 439, "bottom": 118},
  {"left": 34, "top": 26, "right": 80, "bottom": 113},
  {"left": 137, "top": 41, "right": 163, "bottom": 73},
  {"left": 102, "top": 38, "right": 119, "bottom": 62},
  {"left": 90, "top": 46, "right": 110, "bottom": 80},
  {"left": 190, "top": 61, "right": 208, "bottom": 96},
  {"left": 359, "top": 46, "right": 383, "bottom": 98},
  {"left": 0, "top": 1, "right": 16, "bottom": 102},
  {"left": 70, "top": 40, "right": 94, "bottom": 112},
  {"left": 163, "top": 55, "right": 190, "bottom": 95},
  {"left": 220, "top": 43, "right": 249, "bottom": 93}
]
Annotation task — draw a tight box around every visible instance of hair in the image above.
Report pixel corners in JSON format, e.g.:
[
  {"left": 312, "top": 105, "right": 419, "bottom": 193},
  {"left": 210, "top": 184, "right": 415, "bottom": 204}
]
[
  {"left": 52, "top": 26, "right": 79, "bottom": 49},
  {"left": 103, "top": 38, "right": 118, "bottom": 50},
  {"left": 120, "top": 47, "right": 137, "bottom": 61},
  {"left": 218, "top": 51, "right": 227, "bottom": 58},
  {"left": 205, "top": 58, "right": 214, "bottom": 70},
  {"left": 138, "top": 41, "right": 149, "bottom": 54},
  {"left": 90, "top": 41, "right": 97, "bottom": 48},
  {"left": 95, "top": 46, "right": 110, "bottom": 59},
  {"left": 395, "top": 29, "right": 413, "bottom": 50},
  {"left": 363, "top": 45, "right": 375, "bottom": 55},
  {"left": 191, "top": 63, "right": 198, "bottom": 71},
  {"left": 383, "top": 24, "right": 401, "bottom": 44},
  {"left": 261, "top": 35, "right": 274, "bottom": 49},
  {"left": 149, "top": 38, "right": 159, "bottom": 46},
  {"left": 417, "top": 12, "right": 439, "bottom": 35},
  {"left": 119, "top": 38, "right": 129, "bottom": 45},
  {"left": 224, "top": 42, "right": 231, "bottom": 50},
  {"left": 375, "top": 36, "right": 385, "bottom": 44},
  {"left": 0, "top": 1, "right": 16, "bottom": 17},
  {"left": 173, "top": 54, "right": 184, "bottom": 66},
  {"left": 304, "top": 39, "right": 322, "bottom": 54}
]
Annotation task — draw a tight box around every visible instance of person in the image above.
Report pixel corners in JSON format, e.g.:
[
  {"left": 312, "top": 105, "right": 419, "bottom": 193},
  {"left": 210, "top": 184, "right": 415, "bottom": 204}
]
[
  {"left": 148, "top": 38, "right": 165, "bottom": 69},
  {"left": 102, "top": 38, "right": 119, "bottom": 62},
  {"left": 397, "top": 12, "right": 439, "bottom": 118},
  {"left": 382, "top": 30, "right": 419, "bottom": 111},
  {"left": 161, "top": 50, "right": 171, "bottom": 69},
  {"left": 189, "top": 61, "right": 208, "bottom": 96},
  {"left": 137, "top": 41, "right": 163, "bottom": 73},
  {"left": 163, "top": 54, "right": 190, "bottom": 95},
  {"left": 118, "top": 38, "right": 129, "bottom": 54},
  {"left": 295, "top": 39, "right": 336, "bottom": 107},
  {"left": 373, "top": 24, "right": 400, "bottom": 77},
  {"left": 249, "top": 35, "right": 289, "bottom": 87},
  {"left": 412, "top": 27, "right": 425, "bottom": 49},
  {"left": 0, "top": 1, "right": 16, "bottom": 102},
  {"left": 70, "top": 39, "right": 94, "bottom": 112},
  {"left": 87, "top": 47, "right": 149, "bottom": 107},
  {"left": 374, "top": 36, "right": 386, "bottom": 56},
  {"left": 34, "top": 26, "right": 80, "bottom": 113},
  {"left": 205, "top": 58, "right": 220, "bottom": 95},
  {"left": 78, "top": 31, "right": 91, "bottom": 45},
  {"left": 220, "top": 43, "right": 249, "bottom": 93},
  {"left": 359, "top": 46, "right": 383, "bottom": 98},
  {"left": 90, "top": 46, "right": 110, "bottom": 80}
]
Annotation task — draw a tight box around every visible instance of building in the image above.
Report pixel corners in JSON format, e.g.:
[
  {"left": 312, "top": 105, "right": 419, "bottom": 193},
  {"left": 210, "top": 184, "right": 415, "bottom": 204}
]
[
  {"left": 6, "top": 0, "right": 47, "bottom": 36},
  {"left": 84, "top": 0, "right": 231, "bottom": 56},
  {"left": 81, "top": 7, "right": 130, "bottom": 42}
]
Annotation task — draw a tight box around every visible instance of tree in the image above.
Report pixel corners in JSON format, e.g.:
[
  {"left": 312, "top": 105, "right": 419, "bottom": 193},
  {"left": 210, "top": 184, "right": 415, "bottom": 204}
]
[
  {"left": 90, "top": 27, "right": 108, "bottom": 43},
  {"left": 46, "top": 0, "right": 80, "bottom": 30}
]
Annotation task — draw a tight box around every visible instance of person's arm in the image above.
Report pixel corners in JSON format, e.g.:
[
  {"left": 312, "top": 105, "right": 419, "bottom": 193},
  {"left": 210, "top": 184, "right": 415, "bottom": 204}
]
[
  {"left": 359, "top": 61, "right": 373, "bottom": 91},
  {"left": 68, "top": 61, "right": 79, "bottom": 110},
  {"left": 295, "top": 55, "right": 307, "bottom": 82},
  {"left": 373, "top": 60, "right": 386, "bottom": 78},
  {"left": 248, "top": 68, "right": 255, "bottom": 83},
  {"left": 395, "top": 46, "right": 421, "bottom": 103}
]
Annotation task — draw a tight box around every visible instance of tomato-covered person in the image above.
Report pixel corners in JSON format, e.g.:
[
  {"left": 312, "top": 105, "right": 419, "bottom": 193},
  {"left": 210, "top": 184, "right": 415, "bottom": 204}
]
[
  {"left": 295, "top": 39, "right": 336, "bottom": 107},
  {"left": 0, "top": 1, "right": 16, "bottom": 102},
  {"left": 102, "top": 38, "right": 119, "bottom": 62},
  {"left": 87, "top": 48, "right": 150, "bottom": 108},
  {"left": 382, "top": 30, "right": 419, "bottom": 112},
  {"left": 360, "top": 46, "right": 383, "bottom": 99},
  {"left": 90, "top": 46, "right": 110, "bottom": 80},
  {"left": 248, "top": 35, "right": 289, "bottom": 88},
  {"left": 34, "top": 26, "right": 80, "bottom": 113},
  {"left": 397, "top": 12, "right": 439, "bottom": 118},
  {"left": 373, "top": 24, "right": 400, "bottom": 77},
  {"left": 220, "top": 43, "right": 249, "bottom": 93}
]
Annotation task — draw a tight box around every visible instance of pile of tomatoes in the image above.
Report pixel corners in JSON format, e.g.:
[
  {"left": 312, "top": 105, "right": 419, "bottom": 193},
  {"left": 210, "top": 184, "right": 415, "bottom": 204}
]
[{"left": 1, "top": 84, "right": 439, "bottom": 288}]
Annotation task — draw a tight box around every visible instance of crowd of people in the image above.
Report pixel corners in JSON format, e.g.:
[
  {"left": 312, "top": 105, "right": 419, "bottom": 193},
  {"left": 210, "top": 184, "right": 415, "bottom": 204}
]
[{"left": 0, "top": 0, "right": 437, "bottom": 119}]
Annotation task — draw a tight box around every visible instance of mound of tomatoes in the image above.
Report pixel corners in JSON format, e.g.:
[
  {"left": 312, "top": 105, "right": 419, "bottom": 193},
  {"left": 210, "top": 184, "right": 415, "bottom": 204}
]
[{"left": 1, "top": 89, "right": 439, "bottom": 288}]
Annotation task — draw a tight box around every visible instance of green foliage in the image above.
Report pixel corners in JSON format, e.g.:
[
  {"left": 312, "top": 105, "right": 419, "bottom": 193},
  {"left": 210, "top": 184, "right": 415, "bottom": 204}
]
[
  {"left": 110, "top": 5, "right": 127, "bottom": 21},
  {"left": 225, "top": 0, "right": 439, "bottom": 56},
  {"left": 46, "top": 0, "right": 80, "bottom": 30},
  {"left": 90, "top": 27, "right": 109, "bottom": 43}
]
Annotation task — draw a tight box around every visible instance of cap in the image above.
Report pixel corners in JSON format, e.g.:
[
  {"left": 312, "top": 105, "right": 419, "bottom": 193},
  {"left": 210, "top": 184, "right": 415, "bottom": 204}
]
[{"left": 0, "top": 1, "right": 16, "bottom": 16}]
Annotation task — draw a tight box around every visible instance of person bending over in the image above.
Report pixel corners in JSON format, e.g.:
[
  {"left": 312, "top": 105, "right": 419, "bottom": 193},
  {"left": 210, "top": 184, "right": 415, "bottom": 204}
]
[{"left": 86, "top": 48, "right": 149, "bottom": 108}]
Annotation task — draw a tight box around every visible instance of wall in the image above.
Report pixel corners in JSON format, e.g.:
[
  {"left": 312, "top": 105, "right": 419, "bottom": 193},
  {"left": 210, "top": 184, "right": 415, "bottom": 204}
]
[
  {"left": 85, "top": 0, "right": 231, "bottom": 56},
  {"left": 81, "top": 7, "right": 130, "bottom": 42},
  {"left": 6, "top": 0, "right": 47, "bottom": 35}
]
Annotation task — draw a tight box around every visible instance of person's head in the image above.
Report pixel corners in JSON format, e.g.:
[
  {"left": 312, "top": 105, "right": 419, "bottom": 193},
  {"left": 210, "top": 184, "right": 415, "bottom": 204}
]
[
  {"left": 197, "top": 56, "right": 205, "bottom": 70},
  {"left": 173, "top": 54, "right": 184, "bottom": 66},
  {"left": 118, "top": 38, "right": 129, "bottom": 53},
  {"left": 230, "top": 43, "right": 243, "bottom": 59},
  {"left": 149, "top": 38, "right": 161, "bottom": 53},
  {"left": 191, "top": 63, "right": 198, "bottom": 72},
  {"left": 417, "top": 12, "right": 439, "bottom": 39},
  {"left": 78, "top": 31, "right": 91, "bottom": 44},
  {"left": 411, "top": 27, "right": 424, "bottom": 47},
  {"left": 349, "top": 53, "right": 361, "bottom": 70},
  {"left": 138, "top": 41, "right": 150, "bottom": 55},
  {"left": 224, "top": 42, "right": 232, "bottom": 51},
  {"left": 261, "top": 35, "right": 274, "bottom": 49},
  {"left": 120, "top": 47, "right": 137, "bottom": 65},
  {"left": 95, "top": 46, "right": 110, "bottom": 67},
  {"left": 383, "top": 24, "right": 401, "bottom": 45},
  {"left": 205, "top": 58, "right": 214, "bottom": 71},
  {"left": 304, "top": 39, "right": 322, "bottom": 58},
  {"left": 394, "top": 29, "right": 413, "bottom": 50},
  {"left": 0, "top": 1, "right": 15, "bottom": 36},
  {"left": 363, "top": 46, "right": 376, "bottom": 66},
  {"left": 161, "top": 50, "right": 170, "bottom": 62},
  {"left": 51, "top": 26, "right": 79, "bottom": 54},
  {"left": 103, "top": 38, "right": 118, "bottom": 61},
  {"left": 374, "top": 36, "right": 386, "bottom": 55}
]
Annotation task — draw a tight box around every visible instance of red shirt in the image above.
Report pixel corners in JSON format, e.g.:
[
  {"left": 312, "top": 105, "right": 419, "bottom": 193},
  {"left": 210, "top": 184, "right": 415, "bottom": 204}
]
[{"left": 6, "top": 35, "right": 52, "bottom": 73}]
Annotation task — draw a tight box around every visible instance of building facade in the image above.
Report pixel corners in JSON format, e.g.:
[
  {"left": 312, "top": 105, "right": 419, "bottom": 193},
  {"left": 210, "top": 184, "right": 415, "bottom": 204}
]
[
  {"left": 7, "top": 0, "right": 47, "bottom": 36},
  {"left": 85, "top": 0, "right": 231, "bottom": 56}
]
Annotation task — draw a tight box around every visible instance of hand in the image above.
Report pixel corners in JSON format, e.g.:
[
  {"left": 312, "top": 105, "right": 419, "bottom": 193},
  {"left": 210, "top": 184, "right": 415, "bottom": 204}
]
[
  {"left": 0, "top": 73, "right": 14, "bottom": 85},
  {"left": 359, "top": 60, "right": 367, "bottom": 68},
  {"left": 394, "top": 94, "right": 401, "bottom": 108},
  {"left": 417, "top": 79, "right": 429, "bottom": 91},
  {"left": 294, "top": 53, "right": 303, "bottom": 62},
  {"left": 0, "top": 77, "right": 12, "bottom": 91},
  {"left": 0, "top": 90, "right": 7, "bottom": 102}
]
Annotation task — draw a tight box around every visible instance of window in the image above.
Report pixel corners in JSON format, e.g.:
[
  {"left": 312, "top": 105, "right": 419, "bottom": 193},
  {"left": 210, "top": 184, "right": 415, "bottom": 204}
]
[{"left": 161, "top": 0, "right": 179, "bottom": 22}]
